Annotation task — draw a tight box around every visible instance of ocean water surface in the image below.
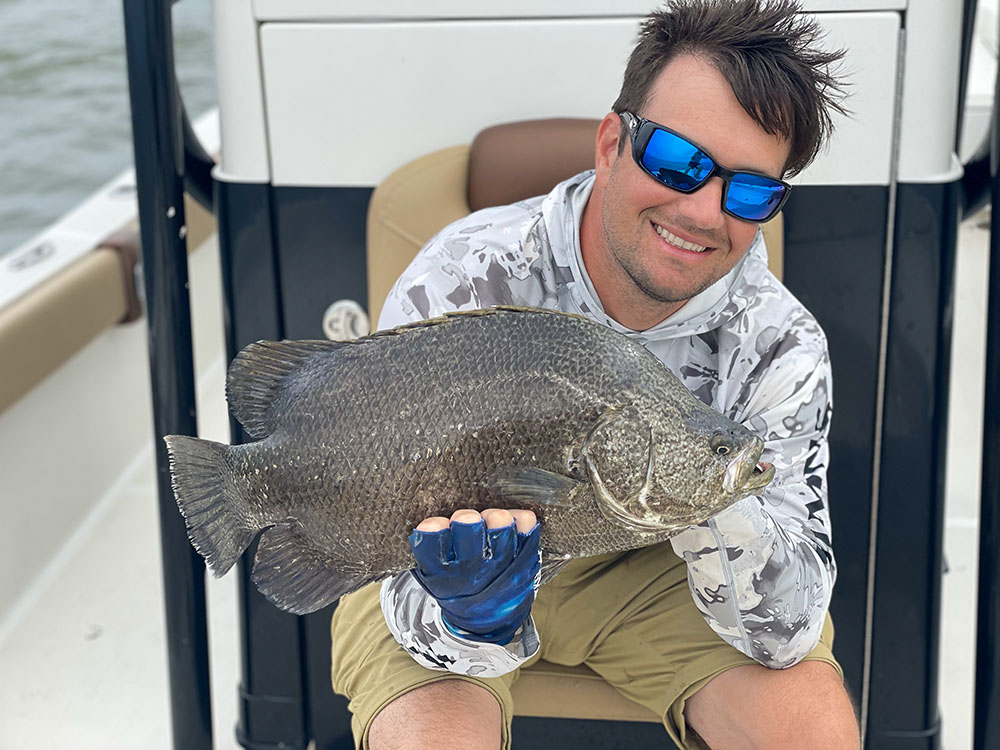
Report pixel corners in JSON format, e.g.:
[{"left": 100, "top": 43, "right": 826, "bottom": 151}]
[{"left": 0, "top": 0, "right": 216, "bottom": 256}]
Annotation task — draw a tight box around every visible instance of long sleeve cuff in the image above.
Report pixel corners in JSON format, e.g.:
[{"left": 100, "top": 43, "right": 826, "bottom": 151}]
[{"left": 380, "top": 572, "right": 539, "bottom": 678}]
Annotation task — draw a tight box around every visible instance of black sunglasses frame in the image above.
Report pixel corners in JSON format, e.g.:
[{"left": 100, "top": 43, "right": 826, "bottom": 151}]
[{"left": 619, "top": 111, "right": 792, "bottom": 223}]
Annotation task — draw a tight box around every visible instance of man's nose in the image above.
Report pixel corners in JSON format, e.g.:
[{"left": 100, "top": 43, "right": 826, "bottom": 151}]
[{"left": 674, "top": 176, "right": 727, "bottom": 229}]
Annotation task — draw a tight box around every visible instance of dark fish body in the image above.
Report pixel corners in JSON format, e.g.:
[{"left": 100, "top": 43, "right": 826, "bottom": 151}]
[{"left": 166, "top": 306, "right": 773, "bottom": 614}]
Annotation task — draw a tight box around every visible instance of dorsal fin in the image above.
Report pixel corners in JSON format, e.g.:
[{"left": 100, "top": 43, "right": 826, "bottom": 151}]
[
  {"left": 226, "top": 307, "right": 588, "bottom": 439},
  {"left": 226, "top": 340, "right": 344, "bottom": 438}
]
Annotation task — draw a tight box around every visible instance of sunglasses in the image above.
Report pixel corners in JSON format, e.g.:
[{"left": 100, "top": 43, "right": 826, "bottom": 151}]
[{"left": 619, "top": 111, "right": 791, "bottom": 223}]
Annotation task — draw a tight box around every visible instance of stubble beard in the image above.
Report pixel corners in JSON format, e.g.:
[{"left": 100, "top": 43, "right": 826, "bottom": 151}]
[
  {"left": 599, "top": 178, "right": 723, "bottom": 310},
  {"left": 604, "top": 227, "right": 721, "bottom": 309},
  {"left": 618, "top": 244, "right": 717, "bottom": 304}
]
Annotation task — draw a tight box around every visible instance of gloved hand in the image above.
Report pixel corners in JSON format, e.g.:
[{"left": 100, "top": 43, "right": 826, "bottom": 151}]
[{"left": 408, "top": 509, "right": 541, "bottom": 646}]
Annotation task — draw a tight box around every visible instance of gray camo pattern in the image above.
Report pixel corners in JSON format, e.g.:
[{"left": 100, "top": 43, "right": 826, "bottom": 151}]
[
  {"left": 379, "top": 171, "right": 834, "bottom": 671},
  {"left": 381, "top": 573, "right": 540, "bottom": 678}
]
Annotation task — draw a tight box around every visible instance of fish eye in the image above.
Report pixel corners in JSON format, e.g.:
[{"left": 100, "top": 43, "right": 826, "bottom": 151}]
[{"left": 710, "top": 432, "right": 734, "bottom": 456}]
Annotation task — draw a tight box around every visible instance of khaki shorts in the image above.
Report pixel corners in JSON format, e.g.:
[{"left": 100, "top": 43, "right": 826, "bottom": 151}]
[{"left": 330, "top": 541, "right": 841, "bottom": 750}]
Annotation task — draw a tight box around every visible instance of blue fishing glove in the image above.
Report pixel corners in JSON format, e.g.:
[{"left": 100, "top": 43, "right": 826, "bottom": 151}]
[{"left": 408, "top": 519, "right": 541, "bottom": 645}]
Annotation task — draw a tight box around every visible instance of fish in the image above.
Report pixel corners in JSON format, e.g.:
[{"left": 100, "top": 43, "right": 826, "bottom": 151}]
[{"left": 165, "top": 306, "right": 774, "bottom": 615}]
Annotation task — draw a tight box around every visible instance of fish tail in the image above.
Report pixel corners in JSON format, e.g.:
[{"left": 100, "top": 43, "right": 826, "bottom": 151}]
[{"left": 164, "top": 435, "right": 256, "bottom": 577}]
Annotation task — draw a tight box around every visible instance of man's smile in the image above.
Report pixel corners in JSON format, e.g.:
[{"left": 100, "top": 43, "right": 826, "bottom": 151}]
[{"left": 651, "top": 221, "right": 715, "bottom": 255}]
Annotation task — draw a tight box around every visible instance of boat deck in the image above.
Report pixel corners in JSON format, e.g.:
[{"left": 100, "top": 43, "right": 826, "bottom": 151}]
[{"left": 0, "top": 212, "right": 990, "bottom": 748}]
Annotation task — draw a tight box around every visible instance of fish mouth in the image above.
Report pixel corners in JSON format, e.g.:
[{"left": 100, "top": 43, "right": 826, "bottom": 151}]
[{"left": 722, "top": 440, "right": 776, "bottom": 496}]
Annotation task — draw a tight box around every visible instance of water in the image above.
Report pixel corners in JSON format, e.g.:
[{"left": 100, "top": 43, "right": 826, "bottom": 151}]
[{"left": 0, "top": 0, "right": 216, "bottom": 256}]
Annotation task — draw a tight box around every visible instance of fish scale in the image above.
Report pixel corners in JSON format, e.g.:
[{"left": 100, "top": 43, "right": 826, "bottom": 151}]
[{"left": 165, "top": 306, "right": 774, "bottom": 615}]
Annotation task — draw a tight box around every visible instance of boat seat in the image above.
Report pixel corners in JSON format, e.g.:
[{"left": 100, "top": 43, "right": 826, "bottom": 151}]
[{"left": 364, "top": 117, "right": 784, "bottom": 729}]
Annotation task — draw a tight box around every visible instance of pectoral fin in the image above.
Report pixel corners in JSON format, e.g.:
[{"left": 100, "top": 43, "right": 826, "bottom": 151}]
[{"left": 492, "top": 467, "right": 586, "bottom": 509}]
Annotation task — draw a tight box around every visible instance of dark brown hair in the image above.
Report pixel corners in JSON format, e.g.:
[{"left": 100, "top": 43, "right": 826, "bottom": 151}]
[{"left": 612, "top": 0, "right": 849, "bottom": 177}]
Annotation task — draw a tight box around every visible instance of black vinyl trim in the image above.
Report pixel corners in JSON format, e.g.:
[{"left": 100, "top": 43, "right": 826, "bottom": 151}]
[
  {"left": 866, "top": 179, "right": 961, "bottom": 750},
  {"left": 271, "top": 186, "right": 372, "bottom": 339},
  {"left": 216, "top": 178, "right": 311, "bottom": 749},
  {"left": 783, "top": 184, "right": 890, "bottom": 710},
  {"left": 512, "top": 716, "right": 672, "bottom": 748}
]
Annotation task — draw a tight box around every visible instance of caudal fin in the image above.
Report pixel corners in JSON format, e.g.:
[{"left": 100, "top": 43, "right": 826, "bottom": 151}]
[{"left": 164, "top": 435, "right": 257, "bottom": 576}]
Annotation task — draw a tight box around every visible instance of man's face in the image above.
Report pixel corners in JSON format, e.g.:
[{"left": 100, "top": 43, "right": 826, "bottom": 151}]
[{"left": 583, "top": 54, "right": 791, "bottom": 328}]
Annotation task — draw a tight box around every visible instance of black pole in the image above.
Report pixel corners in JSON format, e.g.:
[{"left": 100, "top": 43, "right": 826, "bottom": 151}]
[
  {"left": 959, "top": 0, "right": 993, "bottom": 220},
  {"left": 123, "top": 1, "right": 213, "bottom": 748},
  {"left": 955, "top": 0, "right": 979, "bottom": 162},
  {"left": 183, "top": 106, "right": 215, "bottom": 211},
  {"left": 974, "top": 14, "right": 1000, "bottom": 746}
]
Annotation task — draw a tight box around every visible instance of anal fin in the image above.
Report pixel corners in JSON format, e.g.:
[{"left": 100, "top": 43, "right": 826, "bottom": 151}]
[
  {"left": 539, "top": 554, "right": 571, "bottom": 586},
  {"left": 251, "top": 523, "right": 379, "bottom": 615}
]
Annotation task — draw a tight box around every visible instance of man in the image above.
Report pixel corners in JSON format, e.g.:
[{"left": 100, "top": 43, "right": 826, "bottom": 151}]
[{"left": 331, "top": 1, "right": 860, "bottom": 747}]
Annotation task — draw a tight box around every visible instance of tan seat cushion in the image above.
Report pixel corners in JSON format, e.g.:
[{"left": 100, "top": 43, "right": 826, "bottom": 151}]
[
  {"left": 467, "top": 118, "right": 601, "bottom": 211},
  {"left": 367, "top": 145, "right": 471, "bottom": 327}
]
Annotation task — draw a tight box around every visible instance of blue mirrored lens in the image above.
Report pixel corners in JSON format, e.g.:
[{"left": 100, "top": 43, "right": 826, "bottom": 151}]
[
  {"left": 641, "top": 129, "right": 713, "bottom": 191},
  {"left": 725, "top": 173, "right": 787, "bottom": 221}
]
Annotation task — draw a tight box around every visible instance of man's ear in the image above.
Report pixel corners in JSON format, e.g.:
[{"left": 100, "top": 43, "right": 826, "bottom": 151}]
[{"left": 594, "top": 112, "right": 624, "bottom": 184}]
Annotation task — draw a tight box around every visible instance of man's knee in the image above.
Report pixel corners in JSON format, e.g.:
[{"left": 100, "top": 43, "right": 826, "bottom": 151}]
[
  {"left": 684, "top": 660, "right": 859, "bottom": 750},
  {"left": 368, "top": 678, "right": 503, "bottom": 750}
]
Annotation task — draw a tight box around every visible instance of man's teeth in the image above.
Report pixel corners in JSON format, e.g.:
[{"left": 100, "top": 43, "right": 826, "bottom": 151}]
[{"left": 654, "top": 224, "right": 709, "bottom": 253}]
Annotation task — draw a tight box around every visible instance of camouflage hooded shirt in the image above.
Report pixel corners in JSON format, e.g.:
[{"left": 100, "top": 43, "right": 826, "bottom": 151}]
[{"left": 378, "top": 170, "right": 835, "bottom": 675}]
